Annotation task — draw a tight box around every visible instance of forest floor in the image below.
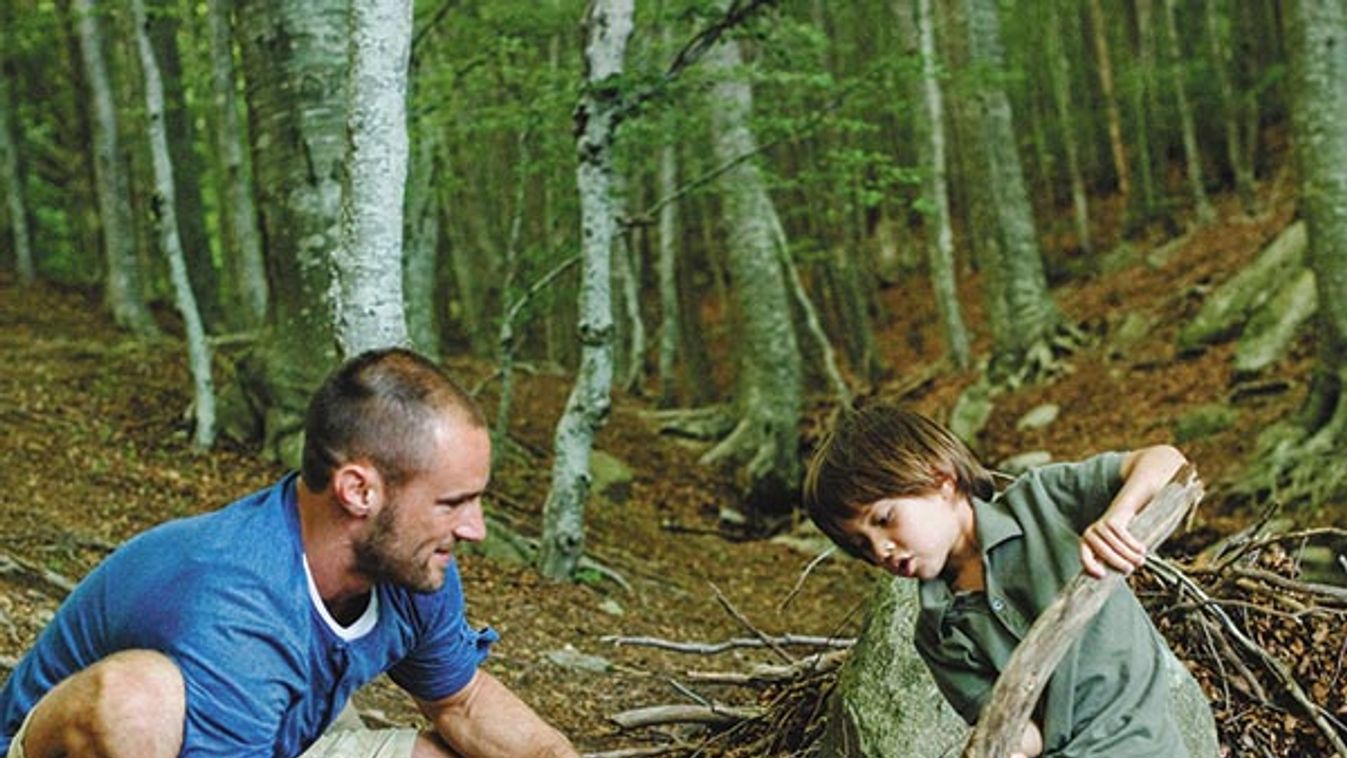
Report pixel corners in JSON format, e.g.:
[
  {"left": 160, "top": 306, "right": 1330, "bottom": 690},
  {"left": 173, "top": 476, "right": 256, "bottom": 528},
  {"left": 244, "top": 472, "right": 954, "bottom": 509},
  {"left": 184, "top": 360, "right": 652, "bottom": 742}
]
[{"left": 2, "top": 186, "right": 1345, "bottom": 755}]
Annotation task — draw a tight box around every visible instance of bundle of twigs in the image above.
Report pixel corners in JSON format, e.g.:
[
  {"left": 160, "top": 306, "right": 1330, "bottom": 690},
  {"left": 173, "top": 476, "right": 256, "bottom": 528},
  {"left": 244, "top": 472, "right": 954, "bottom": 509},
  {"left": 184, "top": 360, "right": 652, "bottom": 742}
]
[{"left": 590, "top": 524, "right": 1347, "bottom": 758}]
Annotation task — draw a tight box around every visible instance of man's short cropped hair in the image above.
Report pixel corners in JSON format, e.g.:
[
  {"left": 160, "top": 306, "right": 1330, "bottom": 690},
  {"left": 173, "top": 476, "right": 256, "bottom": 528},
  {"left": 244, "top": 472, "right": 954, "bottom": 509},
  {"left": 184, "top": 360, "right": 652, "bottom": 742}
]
[
  {"left": 301, "top": 348, "right": 486, "bottom": 492},
  {"left": 802, "top": 403, "right": 994, "bottom": 561}
]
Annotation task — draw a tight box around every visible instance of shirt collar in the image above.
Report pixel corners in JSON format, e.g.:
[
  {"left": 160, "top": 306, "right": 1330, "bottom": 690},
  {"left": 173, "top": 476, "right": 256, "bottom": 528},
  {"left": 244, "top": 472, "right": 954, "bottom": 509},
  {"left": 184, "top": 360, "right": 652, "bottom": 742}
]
[{"left": 973, "top": 494, "right": 1023, "bottom": 553}]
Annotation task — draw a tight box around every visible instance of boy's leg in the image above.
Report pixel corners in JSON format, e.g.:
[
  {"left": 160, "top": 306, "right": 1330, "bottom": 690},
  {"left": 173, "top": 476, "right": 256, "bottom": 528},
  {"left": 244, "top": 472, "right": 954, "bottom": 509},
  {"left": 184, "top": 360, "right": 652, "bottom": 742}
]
[{"left": 17, "top": 649, "right": 185, "bottom": 758}]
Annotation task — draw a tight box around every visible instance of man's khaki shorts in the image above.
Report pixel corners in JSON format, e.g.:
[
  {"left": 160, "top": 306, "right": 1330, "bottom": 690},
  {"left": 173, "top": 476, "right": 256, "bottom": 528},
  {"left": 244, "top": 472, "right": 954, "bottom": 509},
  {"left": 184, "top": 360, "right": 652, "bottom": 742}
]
[{"left": 6, "top": 703, "right": 420, "bottom": 758}]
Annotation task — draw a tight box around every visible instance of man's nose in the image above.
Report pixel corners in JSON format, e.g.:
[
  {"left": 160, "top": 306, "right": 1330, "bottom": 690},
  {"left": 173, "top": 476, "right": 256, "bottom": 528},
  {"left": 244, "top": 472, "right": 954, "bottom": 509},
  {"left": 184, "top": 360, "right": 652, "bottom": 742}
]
[{"left": 453, "top": 500, "right": 487, "bottom": 543}]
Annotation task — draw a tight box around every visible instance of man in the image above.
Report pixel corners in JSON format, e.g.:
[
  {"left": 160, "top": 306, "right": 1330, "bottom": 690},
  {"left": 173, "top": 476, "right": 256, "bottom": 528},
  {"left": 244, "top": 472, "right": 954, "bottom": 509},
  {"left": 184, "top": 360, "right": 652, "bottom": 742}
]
[{"left": 0, "top": 348, "right": 579, "bottom": 757}]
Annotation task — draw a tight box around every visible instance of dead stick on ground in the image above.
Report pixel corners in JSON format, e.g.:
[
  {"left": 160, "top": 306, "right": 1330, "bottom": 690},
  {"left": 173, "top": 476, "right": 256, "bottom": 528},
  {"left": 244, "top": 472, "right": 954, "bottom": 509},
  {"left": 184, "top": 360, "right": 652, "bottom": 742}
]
[
  {"left": 602, "top": 634, "right": 854, "bottom": 655},
  {"left": 710, "top": 583, "right": 794, "bottom": 664},
  {"left": 778, "top": 546, "right": 835, "bottom": 612},
  {"left": 963, "top": 465, "right": 1203, "bottom": 758},
  {"left": 610, "top": 704, "right": 764, "bottom": 730}
]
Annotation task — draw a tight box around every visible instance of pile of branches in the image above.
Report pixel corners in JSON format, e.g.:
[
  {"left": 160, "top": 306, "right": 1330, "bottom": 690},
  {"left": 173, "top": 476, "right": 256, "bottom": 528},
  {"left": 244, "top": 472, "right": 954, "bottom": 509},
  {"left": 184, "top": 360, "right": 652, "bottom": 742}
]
[{"left": 590, "top": 526, "right": 1347, "bottom": 758}]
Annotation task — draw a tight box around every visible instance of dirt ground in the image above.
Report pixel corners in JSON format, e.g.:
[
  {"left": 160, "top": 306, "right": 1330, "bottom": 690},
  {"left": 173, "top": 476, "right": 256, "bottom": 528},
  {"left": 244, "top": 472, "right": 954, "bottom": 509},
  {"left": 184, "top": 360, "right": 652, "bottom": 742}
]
[{"left": 1, "top": 182, "right": 1344, "bottom": 755}]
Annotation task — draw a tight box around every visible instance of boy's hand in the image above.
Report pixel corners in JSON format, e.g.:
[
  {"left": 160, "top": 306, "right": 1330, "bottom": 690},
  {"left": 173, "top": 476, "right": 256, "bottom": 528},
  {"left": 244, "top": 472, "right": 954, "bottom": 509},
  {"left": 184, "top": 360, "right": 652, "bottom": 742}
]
[{"left": 1080, "top": 511, "right": 1147, "bottom": 578}]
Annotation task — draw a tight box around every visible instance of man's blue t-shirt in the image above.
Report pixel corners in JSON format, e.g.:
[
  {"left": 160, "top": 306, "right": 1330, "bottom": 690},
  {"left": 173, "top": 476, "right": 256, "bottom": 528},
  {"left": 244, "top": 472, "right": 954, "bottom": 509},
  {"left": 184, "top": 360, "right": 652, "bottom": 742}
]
[{"left": 0, "top": 473, "right": 497, "bottom": 756}]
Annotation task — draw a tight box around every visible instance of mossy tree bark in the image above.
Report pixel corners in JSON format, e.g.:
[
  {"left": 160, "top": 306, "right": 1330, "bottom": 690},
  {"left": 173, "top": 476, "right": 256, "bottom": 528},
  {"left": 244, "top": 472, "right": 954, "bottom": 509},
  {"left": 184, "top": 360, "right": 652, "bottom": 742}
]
[
  {"left": 702, "top": 20, "right": 804, "bottom": 516},
  {"left": 1245, "top": 0, "right": 1347, "bottom": 507},
  {"left": 206, "top": 0, "right": 267, "bottom": 328},
  {"left": 228, "top": 0, "right": 347, "bottom": 462},
  {"left": 0, "top": 72, "right": 34, "bottom": 284}
]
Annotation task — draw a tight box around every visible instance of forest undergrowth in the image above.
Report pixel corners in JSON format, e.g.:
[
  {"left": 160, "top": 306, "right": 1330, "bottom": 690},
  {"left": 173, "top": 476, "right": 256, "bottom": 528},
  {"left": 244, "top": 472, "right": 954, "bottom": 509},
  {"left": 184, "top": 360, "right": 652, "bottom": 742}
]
[{"left": 1, "top": 191, "right": 1345, "bottom": 755}]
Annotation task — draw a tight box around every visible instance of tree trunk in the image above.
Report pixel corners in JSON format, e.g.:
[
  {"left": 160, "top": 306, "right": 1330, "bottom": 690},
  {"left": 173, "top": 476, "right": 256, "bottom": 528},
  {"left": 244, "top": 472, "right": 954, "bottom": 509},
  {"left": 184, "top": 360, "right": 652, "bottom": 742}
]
[
  {"left": 131, "top": 0, "right": 216, "bottom": 448},
  {"left": 613, "top": 172, "right": 646, "bottom": 393},
  {"left": 150, "top": 2, "right": 223, "bottom": 330},
  {"left": 537, "top": 0, "right": 632, "bottom": 581},
  {"left": 1047, "top": 0, "right": 1092, "bottom": 254},
  {"left": 1204, "top": 0, "right": 1257, "bottom": 213},
  {"left": 230, "top": 0, "right": 347, "bottom": 461},
  {"left": 1247, "top": 0, "right": 1347, "bottom": 508},
  {"left": 702, "top": 23, "right": 804, "bottom": 515},
  {"left": 206, "top": 0, "right": 267, "bottom": 328},
  {"left": 1130, "top": 0, "right": 1165, "bottom": 228},
  {"left": 1086, "top": 0, "right": 1130, "bottom": 197},
  {"left": 404, "top": 115, "right": 441, "bottom": 359},
  {"left": 1161, "top": 0, "right": 1215, "bottom": 222},
  {"left": 912, "top": 0, "right": 971, "bottom": 370},
  {"left": 73, "top": 0, "right": 158, "bottom": 335},
  {"left": 332, "top": 0, "right": 412, "bottom": 358},
  {"left": 0, "top": 73, "right": 34, "bottom": 284},
  {"left": 960, "top": 0, "right": 1063, "bottom": 382},
  {"left": 204, "top": 0, "right": 268, "bottom": 325},
  {"left": 656, "top": 126, "right": 681, "bottom": 407}
]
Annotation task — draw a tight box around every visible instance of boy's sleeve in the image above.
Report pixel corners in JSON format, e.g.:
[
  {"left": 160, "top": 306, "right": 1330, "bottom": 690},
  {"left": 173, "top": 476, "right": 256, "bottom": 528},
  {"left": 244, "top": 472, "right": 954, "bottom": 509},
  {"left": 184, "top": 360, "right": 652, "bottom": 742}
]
[{"left": 1030, "top": 452, "right": 1126, "bottom": 533}]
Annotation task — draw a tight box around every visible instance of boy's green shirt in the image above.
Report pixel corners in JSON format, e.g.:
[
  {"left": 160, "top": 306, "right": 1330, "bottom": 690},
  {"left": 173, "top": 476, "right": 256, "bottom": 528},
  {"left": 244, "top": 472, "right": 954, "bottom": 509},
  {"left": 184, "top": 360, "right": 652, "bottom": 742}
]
[{"left": 914, "top": 453, "right": 1190, "bottom": 757}]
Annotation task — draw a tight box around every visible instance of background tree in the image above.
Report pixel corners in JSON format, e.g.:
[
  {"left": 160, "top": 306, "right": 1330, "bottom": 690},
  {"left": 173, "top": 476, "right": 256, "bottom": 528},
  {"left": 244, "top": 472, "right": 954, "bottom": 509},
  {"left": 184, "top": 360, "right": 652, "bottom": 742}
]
[
  {"left": 130, "top": 0, "right": 215, "bottom": 448},
  {"left": 0, "top": 66, "right": 34, "bottom": 284},
  {"left": 227, "top": 0, "right": 347, "bottom": 461},
  {"left": 332, "top": 0, "right": 413, "bottom": 357},
  {"left": 73, "top": 0, "right": 158, "bottom": 335}
]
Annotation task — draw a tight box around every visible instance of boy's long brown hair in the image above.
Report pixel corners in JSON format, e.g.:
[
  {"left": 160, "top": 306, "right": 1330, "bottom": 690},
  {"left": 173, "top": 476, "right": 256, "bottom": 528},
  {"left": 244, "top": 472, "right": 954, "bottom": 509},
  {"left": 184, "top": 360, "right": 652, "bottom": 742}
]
[{"left": 803, "top": 403, "right": 994, "bottom": 561}]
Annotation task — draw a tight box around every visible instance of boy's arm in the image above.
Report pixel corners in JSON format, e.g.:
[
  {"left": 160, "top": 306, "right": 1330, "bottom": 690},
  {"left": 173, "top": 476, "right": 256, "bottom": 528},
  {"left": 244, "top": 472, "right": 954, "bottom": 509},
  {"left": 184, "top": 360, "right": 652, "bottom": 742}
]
[{"left": 1078, "top": 445, "right": 1187, "bottom": 578}]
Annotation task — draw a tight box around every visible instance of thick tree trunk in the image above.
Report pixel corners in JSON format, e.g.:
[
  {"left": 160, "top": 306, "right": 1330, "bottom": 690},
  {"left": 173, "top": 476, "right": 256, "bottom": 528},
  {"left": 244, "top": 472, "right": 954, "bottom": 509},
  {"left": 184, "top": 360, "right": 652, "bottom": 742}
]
[
  {"left": 206, "top": 0, "right": 267, "bottom": 328},
  {"left": 73, "top": 0, "right": 158, "bottom": 335},
  {"left": 230, "top": 0, "right": 347, "bottom": 461},
  {"left": 150, "top": 3, "right": 223, "bottom": 330},
  {"left": 1246, "top": 0, "right": 1347, "bottom": 507},
  {"left": 960, "top": 0, "right": 1063, "bottom": 381},
  {"left": 1086, "top": 0, "right": 1130, "bottom": 197},
  {"left": 1161, "top": 0, "right": 1215, "bottom": 222},
  {"left": 332, "top": 0, "right": 412, "bottom": 358},
  {"left": 703, "top": 26, "right": 804, "bottom": 515},
  {"left": 538, "top": 0, "right": 632, "bottom": 581},
  {"left": 911, "top": 0, "right": 971, "bottom": 370},
  {"left": 1204, "top": 0, "right": 1257, "bottom": 213},
  {"left": 131, "top": 0, "right": 216, "bottom": 448},
  {"left": 0, "top": 74, "right": 34, "bottom": 283},
  {"left": 1047, "top": 0, "right": 1092, "bottom": 254}
]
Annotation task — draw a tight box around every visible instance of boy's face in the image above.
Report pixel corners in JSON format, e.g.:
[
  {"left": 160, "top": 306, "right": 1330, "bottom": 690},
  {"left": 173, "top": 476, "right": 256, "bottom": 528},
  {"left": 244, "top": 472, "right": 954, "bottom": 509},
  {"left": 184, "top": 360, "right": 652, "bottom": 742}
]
[{"left": 838, "top": 477, "right": 977, "bottom": 580}]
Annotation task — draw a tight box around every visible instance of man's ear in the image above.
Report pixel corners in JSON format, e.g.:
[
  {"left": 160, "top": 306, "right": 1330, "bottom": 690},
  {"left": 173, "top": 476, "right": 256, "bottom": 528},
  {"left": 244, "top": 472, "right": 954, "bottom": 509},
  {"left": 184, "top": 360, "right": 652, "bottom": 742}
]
[{"left": 331, "top": 462, "right": 384, "bottom": 518}]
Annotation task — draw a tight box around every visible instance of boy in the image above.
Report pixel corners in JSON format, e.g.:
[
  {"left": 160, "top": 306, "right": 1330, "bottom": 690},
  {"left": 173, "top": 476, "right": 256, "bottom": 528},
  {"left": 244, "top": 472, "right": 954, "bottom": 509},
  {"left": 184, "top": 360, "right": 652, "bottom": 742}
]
[{"left": 804, "top": 404, "right": 1196, "bottom": 757}]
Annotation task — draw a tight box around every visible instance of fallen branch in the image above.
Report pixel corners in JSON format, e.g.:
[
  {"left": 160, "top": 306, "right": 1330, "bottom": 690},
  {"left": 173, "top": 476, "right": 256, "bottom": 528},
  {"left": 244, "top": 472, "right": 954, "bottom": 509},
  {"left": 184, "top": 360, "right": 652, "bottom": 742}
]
[
  {"left": 602, "top": 634, "right": 854, "bottom": 655},
  {"left": 963, "top": 465, "right": 1203, "bottom": 758},
  {"left": 0, "top": 552, "right": 77, "bottom": 597},
  {"left": 610, "top": 704, "right": 764, "bottom": 730},
  {"left": 710, "top": 583, "right": 793, "bottom": 664},
  {"left": 686, "top": 649, "right": 847, "bottom": 685}
]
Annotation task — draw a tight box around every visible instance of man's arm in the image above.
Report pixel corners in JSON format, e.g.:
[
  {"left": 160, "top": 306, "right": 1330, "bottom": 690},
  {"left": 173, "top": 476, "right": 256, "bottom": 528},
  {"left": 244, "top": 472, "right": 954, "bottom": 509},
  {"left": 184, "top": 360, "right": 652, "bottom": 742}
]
[
  {"left": 1078, "top": 445, "right": 1187, "bottom": 578},
  {"left": 416, "top": 670, "right": 579, "bottom": 758}
]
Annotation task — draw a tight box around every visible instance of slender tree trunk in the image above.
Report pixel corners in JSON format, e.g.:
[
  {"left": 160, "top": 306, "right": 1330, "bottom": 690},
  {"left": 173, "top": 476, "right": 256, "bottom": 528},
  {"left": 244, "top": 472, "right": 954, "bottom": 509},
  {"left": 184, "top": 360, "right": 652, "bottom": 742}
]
[
  {"left": 961, "top": 0, "right": 1062, "bottom": 380},
  {"left": 656, "top": 126, "right": 681, "bottom": 407},
  {"left": 702, "top": 24, "right": 804, "bottom": 514},
  {"left": 1131, "top": 0, "right": 1165, "bottom": 227},
  {"left": 332, "top": 0, "right": 412, "bottom": 358},
  {"left": 1204, "top": 0, "right": 1256, "bottom": 213},
  {"left": 150, "top": 2, "right": 223, "bottom": 330},
  {"left": 1161, "top": 0, "right": 1215, "bottom": 221},
  {"left": 914, "top": 0, "right": 970, "bottom": 370},
  {"left": 231, "top": 0, "right": 347, "bottom": 459},
  {"left": 1087, "top": 0, "right": 1130, "bottom": 197},
  {"left": 0, "top": 74, "right": 34, "bottom": 283},
  {"left": 404, "top": 115, "right": 441, "bottom": 359},
  {"left": 613, "top": 172, "right": 646, "bottom": 393},
  {"left": 206, "top": 0, "right": 267, "bottom": 328},
  {"left": 538, "top": 0, "right": 632, "bottom": 581},
  {"left": 131, "top": 0, "right": 215, "bottom": 448},
  {"left": 73, "top": 0, "right": 158, "bottom": 335},
  {"left": 1047, "top": 0, "right": 1092, "bottom": 254}
]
